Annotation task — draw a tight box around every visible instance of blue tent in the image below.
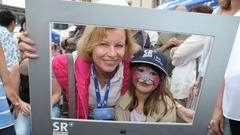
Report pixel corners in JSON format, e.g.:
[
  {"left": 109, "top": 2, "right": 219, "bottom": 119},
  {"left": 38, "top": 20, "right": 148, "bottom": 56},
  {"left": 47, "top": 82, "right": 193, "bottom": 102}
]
[{"left": 157, "top": 0, "right": 219, "bottom": 10}]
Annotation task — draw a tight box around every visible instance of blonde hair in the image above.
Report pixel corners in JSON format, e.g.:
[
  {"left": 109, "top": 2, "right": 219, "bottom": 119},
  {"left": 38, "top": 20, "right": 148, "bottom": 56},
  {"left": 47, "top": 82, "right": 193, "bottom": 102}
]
[
  {"left": 219, "top": 0, "right": 231, "bottom": 10},
  {"left": 77, "top": 26, "right": 134, "bottom": 62}
]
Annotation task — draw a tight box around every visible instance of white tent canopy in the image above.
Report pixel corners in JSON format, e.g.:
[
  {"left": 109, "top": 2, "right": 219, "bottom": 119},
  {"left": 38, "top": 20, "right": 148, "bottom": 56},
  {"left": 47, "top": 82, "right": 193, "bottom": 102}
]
[{"left": 2, "top": 0, "right": 25, "bottom": 8}]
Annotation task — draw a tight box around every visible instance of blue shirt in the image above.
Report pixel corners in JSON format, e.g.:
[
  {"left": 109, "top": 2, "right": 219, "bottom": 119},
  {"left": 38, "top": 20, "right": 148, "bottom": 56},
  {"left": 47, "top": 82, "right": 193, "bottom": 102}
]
[
  {"left": 0, "top": 26, "right": 20, "bottom": 71},
  {"left": 0, "top": 81, "right": 14, "bottom": 129}
]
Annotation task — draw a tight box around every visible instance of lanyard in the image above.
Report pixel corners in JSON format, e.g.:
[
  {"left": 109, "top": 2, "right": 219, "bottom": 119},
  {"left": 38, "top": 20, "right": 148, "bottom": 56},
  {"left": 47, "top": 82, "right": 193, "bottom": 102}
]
[{"left": 92, "top": 64, "right": 111, "bottom": 108}]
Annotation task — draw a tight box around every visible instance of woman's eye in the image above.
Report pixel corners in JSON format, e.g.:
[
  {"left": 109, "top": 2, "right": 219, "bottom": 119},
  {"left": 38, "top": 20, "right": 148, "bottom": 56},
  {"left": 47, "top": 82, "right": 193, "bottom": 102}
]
[
  {"left": 99, "top": 43, "right": 108, "bottom": 47},
  {"left": 115, "top": 44, "right": 124, "bottom": 48}
]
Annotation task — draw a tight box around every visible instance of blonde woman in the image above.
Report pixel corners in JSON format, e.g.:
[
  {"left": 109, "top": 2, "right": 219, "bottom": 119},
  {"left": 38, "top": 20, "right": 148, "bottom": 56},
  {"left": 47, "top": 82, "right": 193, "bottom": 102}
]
[{"left": 52, "top": 27, "right": 135, "bottom": 119}]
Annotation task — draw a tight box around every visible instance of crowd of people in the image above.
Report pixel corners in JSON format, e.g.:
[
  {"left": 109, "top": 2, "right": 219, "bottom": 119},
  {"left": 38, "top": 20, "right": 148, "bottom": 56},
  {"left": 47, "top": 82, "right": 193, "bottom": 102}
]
[{"left": 0, "top": 0, "right": 239, "bottom": 134}]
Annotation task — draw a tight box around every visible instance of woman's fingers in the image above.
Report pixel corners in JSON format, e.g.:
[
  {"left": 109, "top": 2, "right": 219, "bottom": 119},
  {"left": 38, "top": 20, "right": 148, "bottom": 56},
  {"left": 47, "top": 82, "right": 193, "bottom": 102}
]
[{"left": 18, "top": 31, "right": 39, "bottom": 59}]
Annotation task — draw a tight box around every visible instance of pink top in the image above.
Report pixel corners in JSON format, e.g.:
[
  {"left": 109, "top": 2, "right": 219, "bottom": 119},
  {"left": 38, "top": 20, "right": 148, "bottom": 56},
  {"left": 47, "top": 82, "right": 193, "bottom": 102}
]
[{"left": 52, "top": 54, "right": 131, "bottom": 119}]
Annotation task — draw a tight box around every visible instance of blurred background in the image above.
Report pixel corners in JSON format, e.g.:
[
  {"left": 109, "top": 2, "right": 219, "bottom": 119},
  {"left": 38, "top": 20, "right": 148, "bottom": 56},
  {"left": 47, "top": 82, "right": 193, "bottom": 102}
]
[{"left": 0, "top": 0, "right": 219, "bottom": 48}]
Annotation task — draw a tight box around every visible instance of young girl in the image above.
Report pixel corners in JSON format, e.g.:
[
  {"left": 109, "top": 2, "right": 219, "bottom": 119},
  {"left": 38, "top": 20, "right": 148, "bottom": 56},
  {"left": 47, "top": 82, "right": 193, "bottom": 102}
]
[{"left": 115, "top": 49, "right": 177, "bottom": 122}]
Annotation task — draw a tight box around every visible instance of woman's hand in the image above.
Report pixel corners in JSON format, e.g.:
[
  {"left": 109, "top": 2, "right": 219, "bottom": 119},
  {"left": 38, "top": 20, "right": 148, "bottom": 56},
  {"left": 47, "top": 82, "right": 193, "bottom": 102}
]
[
  {"left": 208, "top": 106, "right": 224, "bottom": 135},
  {"left": 18, "top": 31, "right": 39, "bottom": 59}
]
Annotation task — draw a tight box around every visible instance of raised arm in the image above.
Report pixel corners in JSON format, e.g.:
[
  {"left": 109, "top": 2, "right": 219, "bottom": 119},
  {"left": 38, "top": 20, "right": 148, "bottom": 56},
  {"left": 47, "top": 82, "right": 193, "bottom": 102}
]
[{"left": 171, "top": 35, "right": 205, "bottom": 66}]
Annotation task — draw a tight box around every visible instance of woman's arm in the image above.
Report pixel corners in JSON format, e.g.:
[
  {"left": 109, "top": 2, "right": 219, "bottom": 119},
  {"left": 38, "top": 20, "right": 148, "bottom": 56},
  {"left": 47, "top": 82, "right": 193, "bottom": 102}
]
[
  {"left": 208, "top": 81, "right": 224, "bottom": 135},
  {"left": 156, "top": 38, "right": 182, "bottom": 53},
  {"left": 52, "top": 78, "right": 61, "bottom": 106},
  {"left": 176, "top": 102, "right": 195, "bottom": 123}
]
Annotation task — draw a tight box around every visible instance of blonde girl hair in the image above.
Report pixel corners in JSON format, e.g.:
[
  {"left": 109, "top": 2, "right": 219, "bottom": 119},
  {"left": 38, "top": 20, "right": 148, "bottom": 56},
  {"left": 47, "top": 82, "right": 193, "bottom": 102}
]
[{"left": 77, "top": 26, "right": 134, "bottom": 62}]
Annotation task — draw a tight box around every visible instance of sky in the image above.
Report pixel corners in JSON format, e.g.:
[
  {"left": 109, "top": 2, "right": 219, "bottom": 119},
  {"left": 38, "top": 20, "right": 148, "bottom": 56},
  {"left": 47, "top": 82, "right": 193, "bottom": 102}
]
[{"left": 2, "top": 0, "right": 25, "bottom": 8}]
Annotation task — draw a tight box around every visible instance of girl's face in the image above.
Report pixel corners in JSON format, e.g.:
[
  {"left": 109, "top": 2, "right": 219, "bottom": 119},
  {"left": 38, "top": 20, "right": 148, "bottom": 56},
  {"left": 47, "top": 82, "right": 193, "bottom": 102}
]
[
  {"left": 92, "top": 29, "right": 126, "bottom": 75},
  {"left": 132, "top": 65, "right": 160, "bottom": 93}
]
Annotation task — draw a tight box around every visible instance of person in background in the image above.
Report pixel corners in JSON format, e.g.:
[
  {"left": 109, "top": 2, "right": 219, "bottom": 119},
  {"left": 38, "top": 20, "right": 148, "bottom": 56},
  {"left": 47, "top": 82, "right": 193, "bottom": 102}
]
[
  {"left": 145, "top": 30, "right": 159, "bottom": 47},
  {"left": 170, "top": 5, "right": 213, "bottom": 107},
  {"left": 0, "top": 42, "right": 19, "bottom": 135},
  {"left": 0, "top": 10, "right": 20, "bottom": 110},
  {"left": 0, "top": 10, "right": 20, "bottom": 75},
  {"left": 208, "top": 0, "right": 240, "bottom": 135},
  {"left": 155, "top": 4, "right": 190, "bottom": 76},
  {"left": 174, "top": 4, "right": 188, "bottom": 11},
  {"left": 20, "top": 17, "right": 26, "bottom": 33},
  {"left": 189, "top": 4, "right": 214, "bottom": 13},
  {"left": 13, "top": 17, "right": 61, "bottom": 135},
  {"left": 61, "top": 25, "right": 85, "bottom": 53},
  {"left": 51, "top": 30, "right": 61, "bottom": 57},
  {"left": 14, "top": 16, "right": 27, "bottom": 42},
  {"left": 131, "top": 30, "right": 151, "bottom": 49}
]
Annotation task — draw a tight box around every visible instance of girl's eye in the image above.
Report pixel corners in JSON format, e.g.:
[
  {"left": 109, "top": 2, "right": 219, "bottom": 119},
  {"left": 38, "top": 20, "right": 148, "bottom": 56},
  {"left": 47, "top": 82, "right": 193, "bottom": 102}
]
[
  {"left": 150, "top": 71, "right": 158, "bottom": 76},
  {"left": 136, "top": 67, "right": 144, "bottom": 72}
]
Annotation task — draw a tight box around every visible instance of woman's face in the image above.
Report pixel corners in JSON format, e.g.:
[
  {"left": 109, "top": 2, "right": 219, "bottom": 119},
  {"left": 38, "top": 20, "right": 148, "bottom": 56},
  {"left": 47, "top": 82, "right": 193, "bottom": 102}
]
[
  {"left": 132, "top": 65, "right": 160, "bottom": 94},
  {"left": 92, "top": 29, "right": 126, "bottom": 75}
]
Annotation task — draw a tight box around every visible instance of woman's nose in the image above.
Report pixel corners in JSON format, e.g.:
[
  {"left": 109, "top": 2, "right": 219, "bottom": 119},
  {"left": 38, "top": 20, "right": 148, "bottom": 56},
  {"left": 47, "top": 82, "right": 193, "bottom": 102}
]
[{"left": 107, "top": 46, "right": 117, "bottom": 57}]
